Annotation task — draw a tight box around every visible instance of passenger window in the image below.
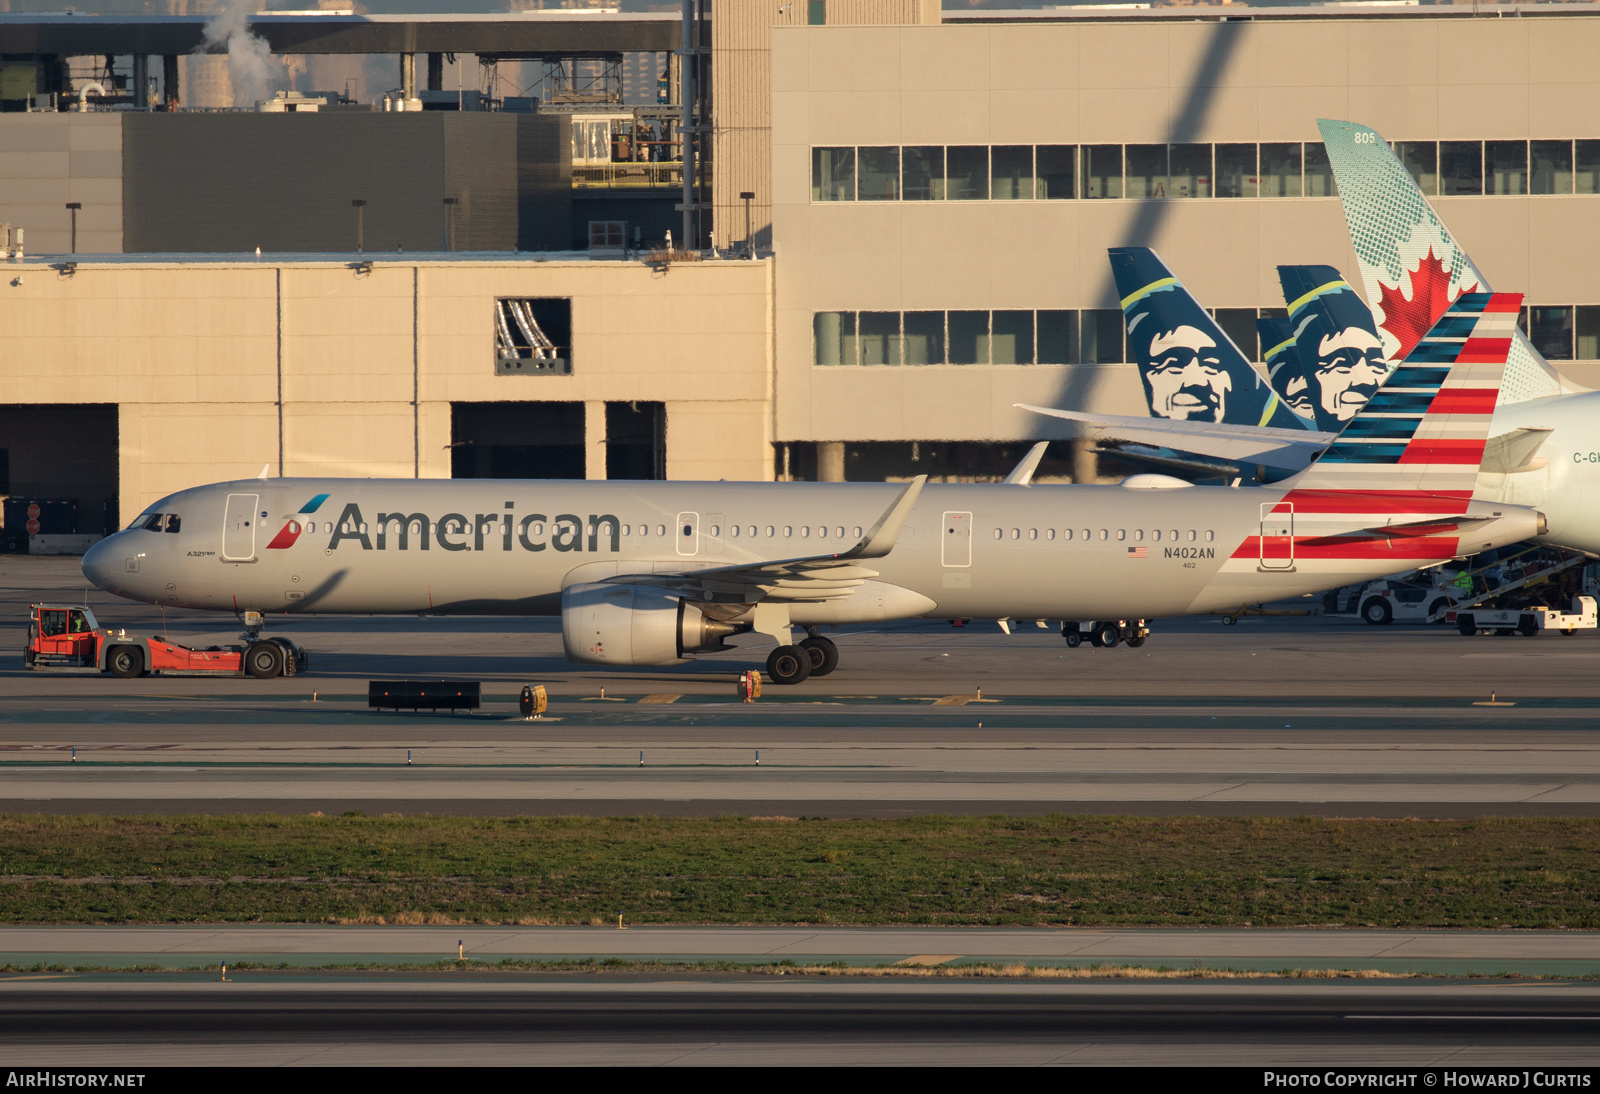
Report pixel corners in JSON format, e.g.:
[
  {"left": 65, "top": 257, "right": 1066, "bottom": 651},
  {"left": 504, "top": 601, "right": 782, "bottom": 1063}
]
[
  {"left": 1169, "top": 529, "right": 1178, "bottom": 541},
  {"left": 1150, "top": 530, "right": 1159, "bottom": 542},
  {"left": 1098, "top": 529, "right": 1107, "bottom": 541},
  {"left": 710, "top": 525, "right": 720, "bottom": 537},
  {"left": 802, "top": 526, "right": 811, "bottom": 538},
  {"left": 783, "top": 526, "right": 793, "bottom": 537},
  {"left": 766, "top": 526, "right": 775, "bottom": 537},
  {"left": 1188, "top": 530, "right": 1196, "bottom": 541},
  {"left": 852, "top": 526, "right": 861, "bottom": 538},
  {"left": 1047, "top": 529, "right": 1056, "bottom": 540},
  {"left": 730, "top": 526, "right": 739, "bottom": 538},
  {"left": 1117, "top": 529, "right": 1126, "bottom": 541},
  {"left": 1135, "top": 529, "right": 1144, "bottom": 541},
  {"left": 837, "top": 526, "right": 845, "bottom": 539},
  {"left": 1206, "top": 530, "right": 1215, "bottom": 541},
  {"left": 656, "top": 525, "right": 666, "bottom": 537},
  {"left": 1011, "top": 528, "right": 1020, "bottom": 540},
  {"left": 165, "top": 514, "right": 182, "bottom": 533},
  {"left": 622, "top": 525, "right": 631, "bottom": 536},
  {"left": 1029, "top": 529, "right": 1038, "bottom": 540}
]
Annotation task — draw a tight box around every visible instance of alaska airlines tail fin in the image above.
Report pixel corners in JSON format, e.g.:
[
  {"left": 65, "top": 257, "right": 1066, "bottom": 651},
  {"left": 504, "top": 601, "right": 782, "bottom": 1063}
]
[
  {"left": 1277, "top": 264, "right": 1390, "bottom": 433},
  {"left": 1257, "top": 315, "right": 1311, "bottom": 419},
  {"left": 1316, "top": 119, "right": 1575, "bottom": 402},
  {"left": 1108, "top": 247, "right": 1313, "bottom": 430},
  {"left": 1287, "top": 291, "right": 1521, "bottom": 497}
]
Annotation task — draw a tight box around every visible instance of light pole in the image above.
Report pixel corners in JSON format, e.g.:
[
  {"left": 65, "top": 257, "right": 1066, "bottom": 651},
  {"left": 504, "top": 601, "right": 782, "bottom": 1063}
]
[
  {"left": 65, "top": 202, "right": 81, "bottom": 254},
  {"left": 352, "top": 199, "right": 367, "bottom": 253},
  {"left": 443, "top": 197, "right": 458, "bottom": 252},
  {"left": 739, "top": 191, "right": 754, "bottom": 257}
]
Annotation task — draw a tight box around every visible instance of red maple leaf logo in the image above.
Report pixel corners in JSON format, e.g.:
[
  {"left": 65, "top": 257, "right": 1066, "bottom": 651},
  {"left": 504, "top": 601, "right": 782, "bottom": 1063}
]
[{"left": 1376, "top": 246, "right": 1477, "bottom": 360}]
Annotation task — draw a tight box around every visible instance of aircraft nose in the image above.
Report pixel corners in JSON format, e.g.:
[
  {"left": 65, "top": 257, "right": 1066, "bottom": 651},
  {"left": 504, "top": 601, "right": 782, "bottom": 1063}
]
[{"left": 81, "top": 533, "right": 121, "bottom": 592}]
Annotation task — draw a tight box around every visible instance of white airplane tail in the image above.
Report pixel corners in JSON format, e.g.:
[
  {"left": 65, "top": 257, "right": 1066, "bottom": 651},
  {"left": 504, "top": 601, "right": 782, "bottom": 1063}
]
[{"left": 1316, "top": 119, "right": 1581, "bottom": 404}]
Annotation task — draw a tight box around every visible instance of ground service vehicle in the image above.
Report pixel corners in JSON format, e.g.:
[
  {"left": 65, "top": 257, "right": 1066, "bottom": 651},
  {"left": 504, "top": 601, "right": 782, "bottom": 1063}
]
[
  {"left": 23, "top": 604, "right": 306, "bottom": 678},
  {"left": 1455, "top": 596, "right": 1597, "bottom": 638}
]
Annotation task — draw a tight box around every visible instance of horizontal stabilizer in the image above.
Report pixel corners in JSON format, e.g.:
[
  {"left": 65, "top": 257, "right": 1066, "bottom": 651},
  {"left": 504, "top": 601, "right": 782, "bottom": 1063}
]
[{"left": 1480, "top": 427, "right": 1553, "bottom": 475}]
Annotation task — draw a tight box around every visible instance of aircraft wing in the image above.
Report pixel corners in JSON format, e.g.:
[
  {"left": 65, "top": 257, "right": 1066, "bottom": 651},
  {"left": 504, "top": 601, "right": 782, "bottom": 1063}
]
[
  {"left": 604, "top": 475, "right": 927, "bottom": 603},
  {"left": 1015, "top": 404, "right": 1336, "bottom": 470}
]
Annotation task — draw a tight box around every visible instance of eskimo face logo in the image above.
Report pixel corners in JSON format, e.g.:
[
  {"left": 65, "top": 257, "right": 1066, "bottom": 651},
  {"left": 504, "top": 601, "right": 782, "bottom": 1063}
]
[
  {"left": 265, "top": 493, "right": 330, "bottom": 550},
  {"left": 1377, "top": 246, "right": 1478, "bottom": 360},
  {"left": 1142, "top": 324, "right": 1232, "bottom": 422},
  {"left": 1312, "top": 327, "right": 1387, "bottom": 421}
]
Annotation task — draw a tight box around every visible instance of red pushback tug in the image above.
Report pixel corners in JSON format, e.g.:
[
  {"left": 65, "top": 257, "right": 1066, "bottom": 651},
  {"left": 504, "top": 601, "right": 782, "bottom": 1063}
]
[{"left": 23, "top": 604, "right": 307, "bottom": 679}]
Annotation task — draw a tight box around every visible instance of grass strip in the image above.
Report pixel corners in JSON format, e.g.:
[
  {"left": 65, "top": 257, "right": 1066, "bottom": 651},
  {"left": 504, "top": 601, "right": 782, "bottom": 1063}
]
[{"left": 1, "top": 813, "right": 1598, "bottom": 928}]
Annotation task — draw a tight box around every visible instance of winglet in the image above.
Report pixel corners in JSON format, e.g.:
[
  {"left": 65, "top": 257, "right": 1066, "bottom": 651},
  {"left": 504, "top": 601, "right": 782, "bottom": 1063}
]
[
  {"left": 1003, "top": 441, "right": 1050, "bottom": 486},
  {"left": 841, "top": 475, "right": 927, "bottom": 560},
  {"left": 258, "top": 465, "right": 270, "bottom": 480}
]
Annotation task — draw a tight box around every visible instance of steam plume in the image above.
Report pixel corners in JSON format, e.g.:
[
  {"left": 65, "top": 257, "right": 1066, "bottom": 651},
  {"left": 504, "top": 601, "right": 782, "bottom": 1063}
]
[{"left": 197, "top": 1, "right": 285, "bottom": 109}]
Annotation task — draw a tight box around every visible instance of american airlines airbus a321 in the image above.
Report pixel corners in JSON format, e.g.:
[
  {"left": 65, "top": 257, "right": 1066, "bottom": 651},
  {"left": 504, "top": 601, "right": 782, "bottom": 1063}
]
[{"left": 83, "top": 294, "right": 1544, "bottom": 684}]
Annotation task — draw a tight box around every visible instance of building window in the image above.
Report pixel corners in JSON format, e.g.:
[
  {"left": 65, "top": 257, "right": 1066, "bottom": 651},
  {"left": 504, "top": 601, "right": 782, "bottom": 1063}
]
[
  {"left": 808, "top": 0, "right": 825, "bottom": 25},
  {"left": 814, "top": 311, "right": 857, "bottom": 365},
  {"left": 1215, "top": 143, "right": 1256, "bottom": 198},
  {"left": 1082, "top": 145, "right": 1121, "bottom": 199},
  {"left": 948, "top": 311, "right": 989, "bottom": 365},
  {"left": 1259, "top": 142, "right": 1301, "bottom": 197},
  {"left": 1532, "top": 140, "right": 1573, "bottom": 195},
  {"left": 992, "top": 145, "right": 1033, "bottom": 200},
  {"left": 1212, "top": 309, "right": 1259, "bottom": 361},
  {"left": 904, "top": 311, "right": 945, "bottom": 364},
  {"left": 992, "top": 311, "right": 1033, "bottom": 364},
  {"left": 857, "top": 147, "right": 900, "bottom": 201},
  {"left": 1528, "top": 306, "right": 1574, "bottom": 360},
  {"left": 1082, "top": 309, "right": 1125, "bottom": 363},
  {"left": 1038, "top": 310, "right": 1077, "bottom": 364},
  {"left": 494, "top": 298, "right": 571, "bottom": 375},
  {"left": 1303, "top": 142, "right": 1337, "bottom": 197},
  {"left": 1440, "top": 141, "right": 1483, "bottom": 195},
  {"left": 946, "top": 146, "right": 989, "bottom": 200},
  {"left": 1577, "top": 141, "right": 1600, "bottom": 195},
  {"left": 859, "top": 311, "right": 902, "bottom": 365},
  {"left": 1037, "top": 145, "right": 1075, "bottom": 199},
  {"left": 1168, "top": 143, "right": 1211, "bottom": 198},
  {"left": 1578, "top": 306, "right": 1600, "bottom": 358},
  {"left": 1394, "top": 141, "right": 1438, "bottom": 196},
  {"left": 1125, "top": 144, "right": 1167, "bottom": 199},
  {"left": 902, "top": 146, "right": 943, "bottom": 201},
  {"left": 1487, "top": 140, "right": 1528, "bottom": 196},
  {"left": 587, "top": 220, "right": 625, "bottom": 250},
  {"left": 812, "top": 147, "right": 855, "bottom": 201}
]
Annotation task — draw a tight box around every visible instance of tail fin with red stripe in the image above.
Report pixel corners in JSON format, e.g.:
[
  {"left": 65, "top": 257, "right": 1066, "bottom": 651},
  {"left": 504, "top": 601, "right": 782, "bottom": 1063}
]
[{"left": 1285, "top": 291, "right": 1520, "bottom": 497}]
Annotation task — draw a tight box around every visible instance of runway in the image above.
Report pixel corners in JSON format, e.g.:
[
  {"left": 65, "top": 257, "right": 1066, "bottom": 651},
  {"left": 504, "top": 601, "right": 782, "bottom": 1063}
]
[{"left": 2, "top": 979, "right": 1598, "bottom": 1066}]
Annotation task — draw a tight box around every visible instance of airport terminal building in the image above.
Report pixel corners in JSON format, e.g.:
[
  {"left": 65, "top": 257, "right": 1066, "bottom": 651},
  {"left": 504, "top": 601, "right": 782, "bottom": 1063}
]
[{"left": 5, "top": 2, "right": 1600, "bottom": 538}]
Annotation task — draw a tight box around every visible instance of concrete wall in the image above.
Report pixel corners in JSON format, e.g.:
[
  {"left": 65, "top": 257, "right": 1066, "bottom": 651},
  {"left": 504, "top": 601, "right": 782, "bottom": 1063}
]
[
  {"left": 0, "top": 256, "right": 774, "bottom": 516},
  {"left": 771, "top": 16, "right": 1600, "bottom": 444},
  {"left": 0, "top": 114, "right": 122, "bottom": 254}
]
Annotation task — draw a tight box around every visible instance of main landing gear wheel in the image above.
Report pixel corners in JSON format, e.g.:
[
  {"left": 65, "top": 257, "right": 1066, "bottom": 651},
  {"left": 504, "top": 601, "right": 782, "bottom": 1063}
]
[
  {"left": 766, "top": 644, "right": 812, "bottom": 685},
  {"left": 1091, "top": 622, "right": 1121, "bottom": 649},
  {"left": 108, "top": 646, "right": 144, "bottom": 679},
  {"left": 245, "top": 641, "right": 284, "bottom": 679},
  {"left": 799, "top": 636, "right": 838, "bottom": 676}
]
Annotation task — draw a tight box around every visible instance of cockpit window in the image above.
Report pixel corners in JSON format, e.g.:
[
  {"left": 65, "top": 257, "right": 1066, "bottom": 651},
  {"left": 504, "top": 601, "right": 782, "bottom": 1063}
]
[
  {"left": 165, "top": 514, "right": 182, "bottom": 533},
  {"left": 139, "top": 513, "right": 164, "bottom": 531}
]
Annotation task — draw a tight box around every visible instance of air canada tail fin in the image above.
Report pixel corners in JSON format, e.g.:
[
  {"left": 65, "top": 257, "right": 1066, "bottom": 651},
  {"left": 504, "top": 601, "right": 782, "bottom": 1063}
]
[
  {"left": 1316, "top": 119, "right": 1575, "bottom": 402},
  {"left": 1287, "top": 291, "right": 1522, "bottom": 497},
  {"left": 1108, "top": 247, "right": 1314, "bottom": 431}
]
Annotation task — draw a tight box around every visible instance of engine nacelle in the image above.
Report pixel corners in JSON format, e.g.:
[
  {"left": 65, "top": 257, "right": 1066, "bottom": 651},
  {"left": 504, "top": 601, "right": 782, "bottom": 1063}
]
[{"left": 561, "top": 582, "right": 741, "bottom": 666}]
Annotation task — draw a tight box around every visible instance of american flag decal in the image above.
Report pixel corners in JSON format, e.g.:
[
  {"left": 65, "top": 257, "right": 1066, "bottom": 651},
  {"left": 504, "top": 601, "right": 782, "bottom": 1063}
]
[{"left": 1127, "top": 546, "right": 1148, "bottom": 558}]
